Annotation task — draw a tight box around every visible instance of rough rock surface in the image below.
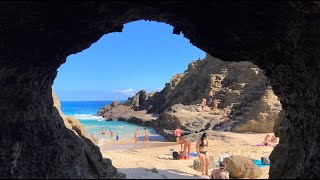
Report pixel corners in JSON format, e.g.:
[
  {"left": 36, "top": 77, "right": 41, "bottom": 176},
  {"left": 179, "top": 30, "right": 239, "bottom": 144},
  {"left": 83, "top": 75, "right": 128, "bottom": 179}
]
[
  {"left": 52, "top": 92, "right": 87, "bottom": 137},
  {"left": 223, "top": 156, "right": 262, "bottom": 179},
  {"left": 97, "top": 100, "right": 158, "bottom": 126},
  {"left": 99, "top": 54, "right": 282, "bottom": 134},
  {"left": 1, "top": 1, "right": 319, "bottom": 179}
]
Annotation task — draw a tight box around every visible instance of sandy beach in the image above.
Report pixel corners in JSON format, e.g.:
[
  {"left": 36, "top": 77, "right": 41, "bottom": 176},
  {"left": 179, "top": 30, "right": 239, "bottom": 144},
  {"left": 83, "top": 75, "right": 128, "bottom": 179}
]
[{"left": 100, "top": 131, "right": 274, "bottom": 179}]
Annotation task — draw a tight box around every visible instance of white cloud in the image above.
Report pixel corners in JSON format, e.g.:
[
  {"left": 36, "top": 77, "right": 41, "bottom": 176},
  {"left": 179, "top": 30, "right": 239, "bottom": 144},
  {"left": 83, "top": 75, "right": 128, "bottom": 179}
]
[
  {"left": 112, "top": 89, "right": 138, "bottom": 97},
  {"left": 113, "top": 88, "right": 135, "bottom": 93}
]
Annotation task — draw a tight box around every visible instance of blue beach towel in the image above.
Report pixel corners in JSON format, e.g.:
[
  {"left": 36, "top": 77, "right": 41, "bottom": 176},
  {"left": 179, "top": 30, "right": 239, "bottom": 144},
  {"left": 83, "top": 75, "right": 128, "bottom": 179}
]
[{"left": 253, "top": 159, "right": 270, "bottom": 167}]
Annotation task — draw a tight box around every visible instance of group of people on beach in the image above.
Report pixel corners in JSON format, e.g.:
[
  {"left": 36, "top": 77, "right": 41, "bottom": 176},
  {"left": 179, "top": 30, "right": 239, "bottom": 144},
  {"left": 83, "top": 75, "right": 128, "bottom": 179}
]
[
  {"left": 134, "top": 128, "right": 150, "bottom": 143},
  {"left": 174, "top": 127, "right": 229, "bottom": 179}
]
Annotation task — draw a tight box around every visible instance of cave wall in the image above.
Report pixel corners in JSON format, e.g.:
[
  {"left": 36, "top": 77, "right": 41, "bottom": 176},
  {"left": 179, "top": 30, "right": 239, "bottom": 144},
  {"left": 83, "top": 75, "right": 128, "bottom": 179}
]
[{"left": 1, "top": 1, "right": 319, "bottom": 179}]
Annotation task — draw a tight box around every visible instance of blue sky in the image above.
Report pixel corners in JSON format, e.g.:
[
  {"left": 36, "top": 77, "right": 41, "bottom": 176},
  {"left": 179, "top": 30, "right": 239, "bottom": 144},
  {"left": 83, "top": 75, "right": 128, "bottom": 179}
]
[{"left": 53, "top": 20, "right": 205, "bottom": 101}]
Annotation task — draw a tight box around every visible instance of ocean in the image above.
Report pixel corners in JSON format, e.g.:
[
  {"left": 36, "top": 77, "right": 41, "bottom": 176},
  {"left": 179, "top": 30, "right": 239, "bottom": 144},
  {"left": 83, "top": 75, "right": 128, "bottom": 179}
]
[{"left": 60, "top": 101, "right": 165, "bottom": 141}]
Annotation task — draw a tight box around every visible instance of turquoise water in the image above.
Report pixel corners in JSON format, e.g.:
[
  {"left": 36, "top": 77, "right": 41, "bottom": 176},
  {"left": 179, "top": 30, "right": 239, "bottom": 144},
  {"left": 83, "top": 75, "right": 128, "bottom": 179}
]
[{"left": 60, "top": 101, "right": 165, "bottom": 141}]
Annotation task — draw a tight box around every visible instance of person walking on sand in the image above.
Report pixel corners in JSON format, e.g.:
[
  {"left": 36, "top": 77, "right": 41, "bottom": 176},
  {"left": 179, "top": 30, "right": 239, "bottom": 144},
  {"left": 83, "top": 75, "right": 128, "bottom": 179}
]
[
  {"left": 101, "top": 127, "right": 106, "bottom": 136},
  {"left": 116, "top": 134, "right": 119, "bottom": 141},
  {"left": 134, "top": 128, "right": 139, "bottom": 143},
  {"left": 144, "top": 128, "right": 149, "bottom": 142},
  {"left": 196, "top": 133, "right": 210, "bottom": 177},
  {"left": 174, "top": 127, "right": 183, "bottom": 150}
]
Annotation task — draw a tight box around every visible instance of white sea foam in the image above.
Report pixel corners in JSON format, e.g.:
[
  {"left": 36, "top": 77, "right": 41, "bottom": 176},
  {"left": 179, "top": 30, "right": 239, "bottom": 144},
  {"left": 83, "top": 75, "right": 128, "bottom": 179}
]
[{"left": 74, "top": 114, "right": 105, "bottom": 121}]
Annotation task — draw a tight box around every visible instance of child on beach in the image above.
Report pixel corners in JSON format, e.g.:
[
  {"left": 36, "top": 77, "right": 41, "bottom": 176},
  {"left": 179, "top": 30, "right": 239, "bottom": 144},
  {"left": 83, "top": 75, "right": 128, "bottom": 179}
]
[{"left": 116, "top": 134, "right": 119, "bottom": 141}]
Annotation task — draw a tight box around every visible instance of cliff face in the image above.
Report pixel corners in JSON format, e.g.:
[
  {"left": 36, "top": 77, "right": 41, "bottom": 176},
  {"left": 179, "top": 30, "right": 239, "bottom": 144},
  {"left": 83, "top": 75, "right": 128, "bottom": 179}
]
[
  {"left": 52, "top": 92, "right": 88, "bottom": 137},
  {"left": 99, "top": 54, "right": 282, "bottom": 133}
]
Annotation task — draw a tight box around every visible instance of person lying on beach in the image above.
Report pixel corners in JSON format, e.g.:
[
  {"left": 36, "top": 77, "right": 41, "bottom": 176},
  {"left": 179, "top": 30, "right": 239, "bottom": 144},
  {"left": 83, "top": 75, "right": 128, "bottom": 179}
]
[
  {"left": 262, "top": 134, "right": 272, "bottom": 146},
  {"left": 210, "top": 162, "right": 229, "bottom": 179},
  {"left": 255, "top": 134, "right": 272, "bottom": 146}
]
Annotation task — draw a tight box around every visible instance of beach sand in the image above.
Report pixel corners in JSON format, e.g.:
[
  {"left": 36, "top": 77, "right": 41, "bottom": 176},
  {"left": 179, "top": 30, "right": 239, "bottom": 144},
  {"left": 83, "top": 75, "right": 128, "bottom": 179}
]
[{"left": 100, "top": 132, "right": 274, "bottom": 179}]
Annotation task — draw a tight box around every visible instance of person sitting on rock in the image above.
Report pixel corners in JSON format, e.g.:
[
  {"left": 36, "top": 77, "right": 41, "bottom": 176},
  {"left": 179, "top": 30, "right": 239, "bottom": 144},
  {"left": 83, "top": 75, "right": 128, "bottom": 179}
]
[
  {"left": 210, "top": 162, "right": 229, "bottom": 179},
  {"left": 208, "top": 90, "right": 215, "bottom": 110},
  {"left": 201, "top": 98, "right": 207, "bottom": 111},
  {"left": 213, "top": 99, "right": 220, "bottom": 111}
]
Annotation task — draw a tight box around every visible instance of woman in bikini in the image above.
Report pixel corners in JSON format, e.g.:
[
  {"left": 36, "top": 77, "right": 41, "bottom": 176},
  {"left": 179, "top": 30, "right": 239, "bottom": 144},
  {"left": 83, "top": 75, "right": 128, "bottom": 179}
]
[{"left": 196, "top": 133, "right": 210, "bottom": 177}]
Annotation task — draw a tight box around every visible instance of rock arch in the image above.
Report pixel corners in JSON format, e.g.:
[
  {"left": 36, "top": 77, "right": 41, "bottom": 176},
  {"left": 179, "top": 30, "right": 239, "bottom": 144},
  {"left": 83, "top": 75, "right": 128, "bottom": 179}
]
[{"left": 1, "top": 1, "right": 319, "bottom": 178}]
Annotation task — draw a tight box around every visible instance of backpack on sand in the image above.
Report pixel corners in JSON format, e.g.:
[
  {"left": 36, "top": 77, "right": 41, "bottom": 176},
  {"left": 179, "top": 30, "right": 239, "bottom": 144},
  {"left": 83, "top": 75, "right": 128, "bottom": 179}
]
[{"left": 172, "top": 151, "right": 179, "bottom": 160}]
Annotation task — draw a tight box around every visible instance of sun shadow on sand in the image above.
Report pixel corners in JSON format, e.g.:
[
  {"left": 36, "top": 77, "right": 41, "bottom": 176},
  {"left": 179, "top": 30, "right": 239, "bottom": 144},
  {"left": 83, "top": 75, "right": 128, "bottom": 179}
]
[{"left": 117, "top": 167, "right": 200, "bottom": 179}]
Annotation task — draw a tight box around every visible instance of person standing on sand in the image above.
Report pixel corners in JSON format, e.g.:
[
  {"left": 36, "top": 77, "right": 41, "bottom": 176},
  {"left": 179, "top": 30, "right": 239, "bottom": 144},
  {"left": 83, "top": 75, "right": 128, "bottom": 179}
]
[
  {"left": 135, "top": 128, "right": 139, "bottom": 143},
  {"left": 144, "top": 128, "right": 149, "bottom": 142},
  {"left": 101, "top": 127, "right": 106, "bottom": 136},
  {"left": 116, "top": 134, "right": 119, "bottom": 141},
  {"left": 196, "top": 133, "right": 210, "bottom": 177},
  {"left": 174, "top": 127, "right": 183, "bottom": 150},
  {"left": 110, "top": 130, "right": 113, "bottom": 139}
]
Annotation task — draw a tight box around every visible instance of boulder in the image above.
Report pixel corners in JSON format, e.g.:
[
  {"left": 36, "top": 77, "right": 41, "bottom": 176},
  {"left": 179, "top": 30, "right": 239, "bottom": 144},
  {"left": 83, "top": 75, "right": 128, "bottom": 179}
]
[
  {"left": 193, "top": 156, "right": 215, "bottom": 171},
  {"left": 223, "top": 156, "right": 262, "bottom": 179}
]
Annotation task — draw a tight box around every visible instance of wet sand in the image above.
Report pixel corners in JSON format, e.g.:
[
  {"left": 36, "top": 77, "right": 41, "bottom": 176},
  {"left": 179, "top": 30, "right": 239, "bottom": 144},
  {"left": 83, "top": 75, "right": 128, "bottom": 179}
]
[{"left": 100, "top": 132, "right": 274, "bottom": 179}]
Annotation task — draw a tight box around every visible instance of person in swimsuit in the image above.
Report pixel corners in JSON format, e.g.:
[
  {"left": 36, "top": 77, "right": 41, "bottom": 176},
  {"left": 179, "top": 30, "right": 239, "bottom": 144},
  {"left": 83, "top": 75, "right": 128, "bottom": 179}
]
[
  {"left": 101, "top": 127, "right": 106, "bottom": 136},
  {"left": 144, "top": 128, "right": 149, "bottom": 142},
  {"left": 196, "top": 133, "right": 210, "bottom": 176},
  {"left": 134, "top": 128, "right": 139, "bottom": 143},
  {"left": 262, "top": 134, "right": 272, "bottom": 146},
  {"left": 174, "top": 127, "right": 183, "bottom": 150},
  {"left": 179, "top": 134, "right": 191, "bottom": 159}
]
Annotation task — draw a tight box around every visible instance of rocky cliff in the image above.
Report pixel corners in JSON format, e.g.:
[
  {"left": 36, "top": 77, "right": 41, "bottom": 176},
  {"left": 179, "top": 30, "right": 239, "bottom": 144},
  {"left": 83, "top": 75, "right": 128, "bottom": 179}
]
[
  {"left": 98, "top": 54, "right": 282, "bottom": 136},
  {"left": 52, "top": 92, "right": 88, "bottom": 137}
]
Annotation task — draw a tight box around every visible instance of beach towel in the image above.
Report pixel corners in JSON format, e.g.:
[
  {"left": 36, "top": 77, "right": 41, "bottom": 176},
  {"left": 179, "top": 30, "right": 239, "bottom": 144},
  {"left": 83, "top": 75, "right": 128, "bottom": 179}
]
[
  {"left": 253, "top": 159, "right": 270, "bottom": 167},
  {"left": 255, "top": 143, "right": 267, "bottom": 146}
]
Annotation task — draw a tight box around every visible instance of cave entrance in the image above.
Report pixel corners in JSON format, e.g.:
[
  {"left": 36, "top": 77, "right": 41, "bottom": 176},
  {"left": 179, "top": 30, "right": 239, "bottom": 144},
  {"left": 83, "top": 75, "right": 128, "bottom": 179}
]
[{"left": 53, "top": 20, "right": 281, "bottom": 179}]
